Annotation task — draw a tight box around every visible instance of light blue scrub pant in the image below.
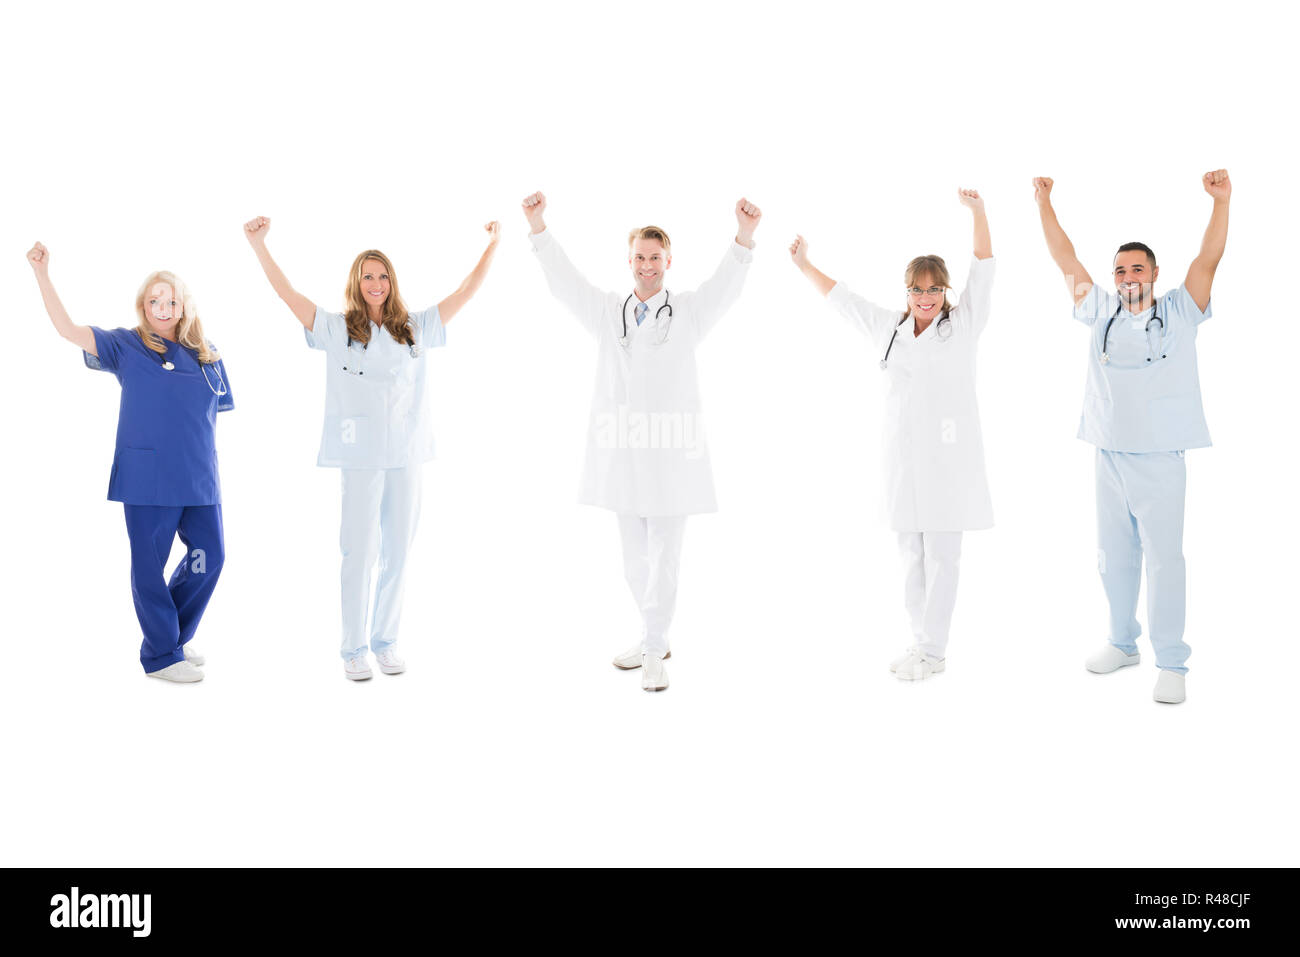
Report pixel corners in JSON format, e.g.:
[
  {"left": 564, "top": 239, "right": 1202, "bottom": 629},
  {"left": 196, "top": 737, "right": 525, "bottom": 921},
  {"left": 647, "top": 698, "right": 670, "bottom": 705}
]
[
  {"left": 339, "top": 466, "right": 422, "bottom": 661},
  {"left": 1095, "top": 449, "right": 1189, "bottom": 674}
]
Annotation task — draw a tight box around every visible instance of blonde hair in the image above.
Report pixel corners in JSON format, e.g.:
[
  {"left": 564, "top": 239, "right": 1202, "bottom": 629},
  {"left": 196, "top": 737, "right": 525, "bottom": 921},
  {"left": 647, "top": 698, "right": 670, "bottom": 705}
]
[
  {"left": 343, "top": 250, "right": 412, "bottom": 347},
  {"left": 628, "top": 225, "right": 671, "bottom": 254},
  {"left": 134, "top": 271, "right": 219, "bottom": 364},
  {"left": 902, "top": 255, "right": 953, "bottom": 320}
]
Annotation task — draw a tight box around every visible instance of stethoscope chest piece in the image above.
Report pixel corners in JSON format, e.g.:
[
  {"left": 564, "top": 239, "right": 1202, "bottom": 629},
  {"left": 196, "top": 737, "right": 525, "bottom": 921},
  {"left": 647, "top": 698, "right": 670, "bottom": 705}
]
[{"left": 162, "top": 360, "right": 175, "bottom": 371}]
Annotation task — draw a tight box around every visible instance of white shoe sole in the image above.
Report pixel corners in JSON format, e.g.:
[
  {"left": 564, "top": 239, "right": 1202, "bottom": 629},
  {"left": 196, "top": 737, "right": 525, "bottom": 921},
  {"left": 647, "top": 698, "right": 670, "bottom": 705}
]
[
  {"left": 377, "top": 663, "right": 405, "bottom": 675},
  {"left": 1086, "top": 654, "right": 1141, "bottom": 674},
  {"left": 642, "top": 679, "right": 669, "bottom": 692},
  {"left": 345, "top": 666, "right": 373, "bottom": 681},
  {"left": 147, "top": 669, "right": 204, "bottom": 683},
  {"left": 613, "top": 650, "right": 671, "bottom": 671},
  {"left": 895, "top": 659, "right": 945, "bottom": 681}
]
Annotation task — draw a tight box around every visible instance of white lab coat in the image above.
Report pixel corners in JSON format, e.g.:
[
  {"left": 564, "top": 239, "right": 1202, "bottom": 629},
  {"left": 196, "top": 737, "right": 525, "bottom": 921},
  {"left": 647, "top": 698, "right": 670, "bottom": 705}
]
[
  {"left": 530, "top": 229, "right": 753, "bottom": 516},
  {"left": 827, "top": 256, "right": 995, "bottom": 533}
]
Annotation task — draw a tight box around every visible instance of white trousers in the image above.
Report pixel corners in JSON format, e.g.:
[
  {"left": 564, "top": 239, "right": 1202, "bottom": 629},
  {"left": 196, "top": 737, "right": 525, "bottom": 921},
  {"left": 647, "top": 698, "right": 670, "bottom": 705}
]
[
  {"left": 617, "top": 513, "right": 687, "bottom": 658},
  {"left": 897, "top": 531, "right": 963, "bottom": 660},
  {"left": 1095, "top": 449, "right": 1189, "bottom": 673},
  {"left": 339, "top": 466, "right": 422, "bottom": 660}
]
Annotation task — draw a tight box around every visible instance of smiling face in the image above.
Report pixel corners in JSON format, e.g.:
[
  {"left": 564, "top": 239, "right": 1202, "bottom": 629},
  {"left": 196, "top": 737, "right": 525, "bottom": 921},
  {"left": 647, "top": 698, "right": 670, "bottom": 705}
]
[
  {"left": 629, "top": 238, "right": 671, "bottom": 299},
  {"left": 143, "top": 281, "right": 181, "bottom": 339},
  {"left": 907, "top": 273, "right": 946, "bottom": 324},
  {"left": 359, "top": 258, "right": 391, "bottom": 313},
  {"left": 1113, "top": 250, "right": 1159, "bottom": 309}
]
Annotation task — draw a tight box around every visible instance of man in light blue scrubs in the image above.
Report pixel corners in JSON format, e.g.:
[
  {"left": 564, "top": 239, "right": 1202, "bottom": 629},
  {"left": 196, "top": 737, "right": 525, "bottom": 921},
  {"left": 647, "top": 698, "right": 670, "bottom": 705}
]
[{"left": 1033, "top": 171, "right": 1231, "bottom": 704}]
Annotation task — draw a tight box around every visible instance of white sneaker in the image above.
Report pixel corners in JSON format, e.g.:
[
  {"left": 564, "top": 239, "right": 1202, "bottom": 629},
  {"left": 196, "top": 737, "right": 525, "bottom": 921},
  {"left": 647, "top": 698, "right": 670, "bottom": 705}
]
[
  {"left": 148, "top": 660, "right": 205, "bottom": 683},
  {"left": 613, "top": 645, "right": 671, "bottom": 670},
  {"left": 375, "top": 649, "right": 406, "bottom": 675},
  {"left": 1086, "top": 644, "right": 1141, "bottom": 674},
  {"left": 641, "top": 654, "right": 669, "bottom": 692},
  {"left": 893, "top": 648, "right": 944, "bottom": 681},
  {"left": 1154, "top": 670, "right": 1186, "bottom": 704},
  {"left": 182, "top": 644, "right": 205, "bottom": 667},
  {"left": 344, "top": 656, "right": 373, "bottom": 681},
  {"left": 889, "top": 647, "right": 918, "bottom": 673}
]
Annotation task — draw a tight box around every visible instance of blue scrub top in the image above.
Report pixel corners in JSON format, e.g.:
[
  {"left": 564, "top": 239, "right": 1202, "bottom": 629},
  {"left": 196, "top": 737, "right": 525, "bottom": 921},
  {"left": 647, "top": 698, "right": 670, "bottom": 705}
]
[
  {"left": 84, "top": 327, "right": 235, "bottom": 506},
  {"left": 1073, "top": 284, "right": 1211, "bottom": 452}
]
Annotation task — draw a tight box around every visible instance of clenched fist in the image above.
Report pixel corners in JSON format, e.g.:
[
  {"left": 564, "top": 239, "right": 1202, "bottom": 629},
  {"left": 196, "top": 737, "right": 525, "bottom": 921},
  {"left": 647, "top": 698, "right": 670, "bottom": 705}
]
[
  {"left": 521, "top": 192, "right": 547, "bottom": 234},
  {"left": 788, "top": 234, "right": 810, "bottom": 269},
  {"left": 26, "top": 241, "right": 49, "bottom": 273},
  {"left": 1203, "top": 169, "right": 1231, "bottom": 201},
  {"left": 244, "top": 216, "right": 271, "bottom": 244}
]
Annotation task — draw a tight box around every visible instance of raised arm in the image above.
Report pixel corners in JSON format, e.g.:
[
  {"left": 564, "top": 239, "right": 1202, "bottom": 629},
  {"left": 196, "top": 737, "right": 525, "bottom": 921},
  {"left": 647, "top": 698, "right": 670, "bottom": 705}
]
[
  {"left": 243, "top": 217, "right": 318, "bottom": 330},
  {"left": 685, "top": 198, "right": 762, "bottom": 339},
  {"left": 789, "top": 235, "right": 837, "bottom": 296},
  {"left": 27, "top": 243, "right": 96, "bottom": 355},
  {"left": 437, "top": 221, "right": 501, "bottom": 324},
  {"left": 521, "top": 191, "right": 611, "bottom": 334},
  {"left": 959, "top": 187, "right": 992, "bottom": 259},
  {"left": 790, "top": 234, "right": 897, "bottom": 343},
  {"left": 1033, "top": 177, "right": 1094, "bottom": 305},
  {"left": 1185, "top": 169, "right": 1230, "bottom": 313}
]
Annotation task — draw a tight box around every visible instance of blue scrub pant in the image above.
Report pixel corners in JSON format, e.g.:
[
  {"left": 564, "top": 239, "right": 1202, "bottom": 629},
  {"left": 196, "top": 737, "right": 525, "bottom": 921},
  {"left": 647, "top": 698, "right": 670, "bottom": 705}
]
[
  {"left": 1095, "top": 449, "right": 1189, "bottom": 673},
  {"left": 123, "top": 504, "right": 225, "bottom": 673},
  {"left": 339, "top": 466, "right": 422, "bottom": 661}
]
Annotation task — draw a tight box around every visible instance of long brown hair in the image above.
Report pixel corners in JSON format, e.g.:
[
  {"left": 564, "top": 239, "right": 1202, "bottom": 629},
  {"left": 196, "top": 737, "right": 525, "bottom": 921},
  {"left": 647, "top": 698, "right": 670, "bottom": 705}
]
[
  {"left": 343, "top": 250, "right": 412, "bottom": 347},
  {"left": 901, "top": 255, "right": 954, "bottom": 322},
  {"left": 133, "top": 270, "right": 219, "bottom": 364}
]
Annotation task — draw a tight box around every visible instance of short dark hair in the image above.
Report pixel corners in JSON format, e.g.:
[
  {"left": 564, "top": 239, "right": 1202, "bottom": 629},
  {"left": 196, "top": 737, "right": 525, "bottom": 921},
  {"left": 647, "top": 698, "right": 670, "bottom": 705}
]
[{"left": 1115, "top": 241, "right": 1157, "bottom": 268}]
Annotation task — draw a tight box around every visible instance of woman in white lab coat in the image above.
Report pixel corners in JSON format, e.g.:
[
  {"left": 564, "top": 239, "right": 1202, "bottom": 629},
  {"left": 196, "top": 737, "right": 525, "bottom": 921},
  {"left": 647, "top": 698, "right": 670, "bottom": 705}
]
[
  {"left": 244, "top": 216, "right": 500, "bottom": 681},
  {"left": 521, "top": 191, "right": 760, "bottom": 692},
  {"left": 790, "top": 189, "right": 994, "bottom": 680}
]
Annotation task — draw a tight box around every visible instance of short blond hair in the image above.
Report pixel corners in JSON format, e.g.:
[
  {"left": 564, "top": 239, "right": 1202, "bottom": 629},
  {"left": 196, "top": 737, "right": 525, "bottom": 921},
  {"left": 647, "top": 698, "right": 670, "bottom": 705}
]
[{"left": 628, "top": 225, "right": 671, "bottom": 253}]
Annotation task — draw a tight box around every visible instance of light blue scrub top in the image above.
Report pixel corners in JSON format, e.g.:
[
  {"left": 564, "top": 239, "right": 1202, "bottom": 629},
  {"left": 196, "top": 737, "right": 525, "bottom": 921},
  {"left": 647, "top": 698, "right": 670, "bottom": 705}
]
[
  {"left": 84, "top": 327, "right": 235, "bottom": 506},
  {"left": 304, "top": 306, "right": 445, "bottom": 469},
  {"left": 1073, "top": 283, "right": 1212, "bottom": 452}
]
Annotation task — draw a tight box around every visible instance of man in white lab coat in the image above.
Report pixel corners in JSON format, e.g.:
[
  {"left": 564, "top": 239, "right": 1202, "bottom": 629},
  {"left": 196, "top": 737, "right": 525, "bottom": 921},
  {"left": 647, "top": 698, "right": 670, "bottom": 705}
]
[{"left": 522, "top": 191, "right": 761, "bottom": 692}]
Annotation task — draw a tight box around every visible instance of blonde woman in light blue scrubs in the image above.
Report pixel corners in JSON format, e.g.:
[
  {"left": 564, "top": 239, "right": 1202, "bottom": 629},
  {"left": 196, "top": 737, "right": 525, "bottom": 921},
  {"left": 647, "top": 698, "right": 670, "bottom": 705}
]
[{"left": 244, "top": 216, "right": 500, "bottom": 681}]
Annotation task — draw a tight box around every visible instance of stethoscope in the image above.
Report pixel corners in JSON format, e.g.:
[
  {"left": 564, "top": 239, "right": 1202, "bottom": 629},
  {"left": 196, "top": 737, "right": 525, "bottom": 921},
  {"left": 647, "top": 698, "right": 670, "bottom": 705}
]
[
  {"left": 1100, "top": 301, "right": 1165, "bottom": 365},
  {"left": 620, "top": 291, "right": 673, "bottom": 347},
  {"left": 154, "top": 347, "right": 228, "bottom": 397},
  {"left": 340, "top": 334, "right": 423, "bottom": 376},
  {"left": 879, "top": 308, "right": 951, "bottom": 371}
]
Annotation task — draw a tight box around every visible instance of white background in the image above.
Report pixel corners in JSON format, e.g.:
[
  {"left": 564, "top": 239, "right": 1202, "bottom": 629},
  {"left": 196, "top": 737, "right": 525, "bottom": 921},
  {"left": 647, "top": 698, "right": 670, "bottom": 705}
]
[{"left": 2, "top": 0, "right": 1296, "bottom": 867}]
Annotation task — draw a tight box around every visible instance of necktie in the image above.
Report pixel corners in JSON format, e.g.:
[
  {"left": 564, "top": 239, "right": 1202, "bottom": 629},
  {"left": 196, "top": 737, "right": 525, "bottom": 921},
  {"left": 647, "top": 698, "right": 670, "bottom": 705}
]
[{"left": 635, "top": 302, "right": 648, "bottom": 327}]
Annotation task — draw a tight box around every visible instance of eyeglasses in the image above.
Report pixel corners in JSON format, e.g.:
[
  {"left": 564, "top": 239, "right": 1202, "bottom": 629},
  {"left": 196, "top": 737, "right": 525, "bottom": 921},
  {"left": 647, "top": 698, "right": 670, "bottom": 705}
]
[{"left": 907, "top": 286, "right": 945, "bottom": 297}]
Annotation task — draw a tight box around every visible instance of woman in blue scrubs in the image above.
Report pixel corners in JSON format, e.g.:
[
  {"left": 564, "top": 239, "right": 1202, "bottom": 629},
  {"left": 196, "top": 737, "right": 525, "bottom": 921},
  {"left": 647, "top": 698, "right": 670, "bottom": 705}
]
[
  {"left": 243, "top": 216, "right": 499, "bottom": 681},
  {"left": 28, "top": 242, "right": 234, "bottom": 683}
]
